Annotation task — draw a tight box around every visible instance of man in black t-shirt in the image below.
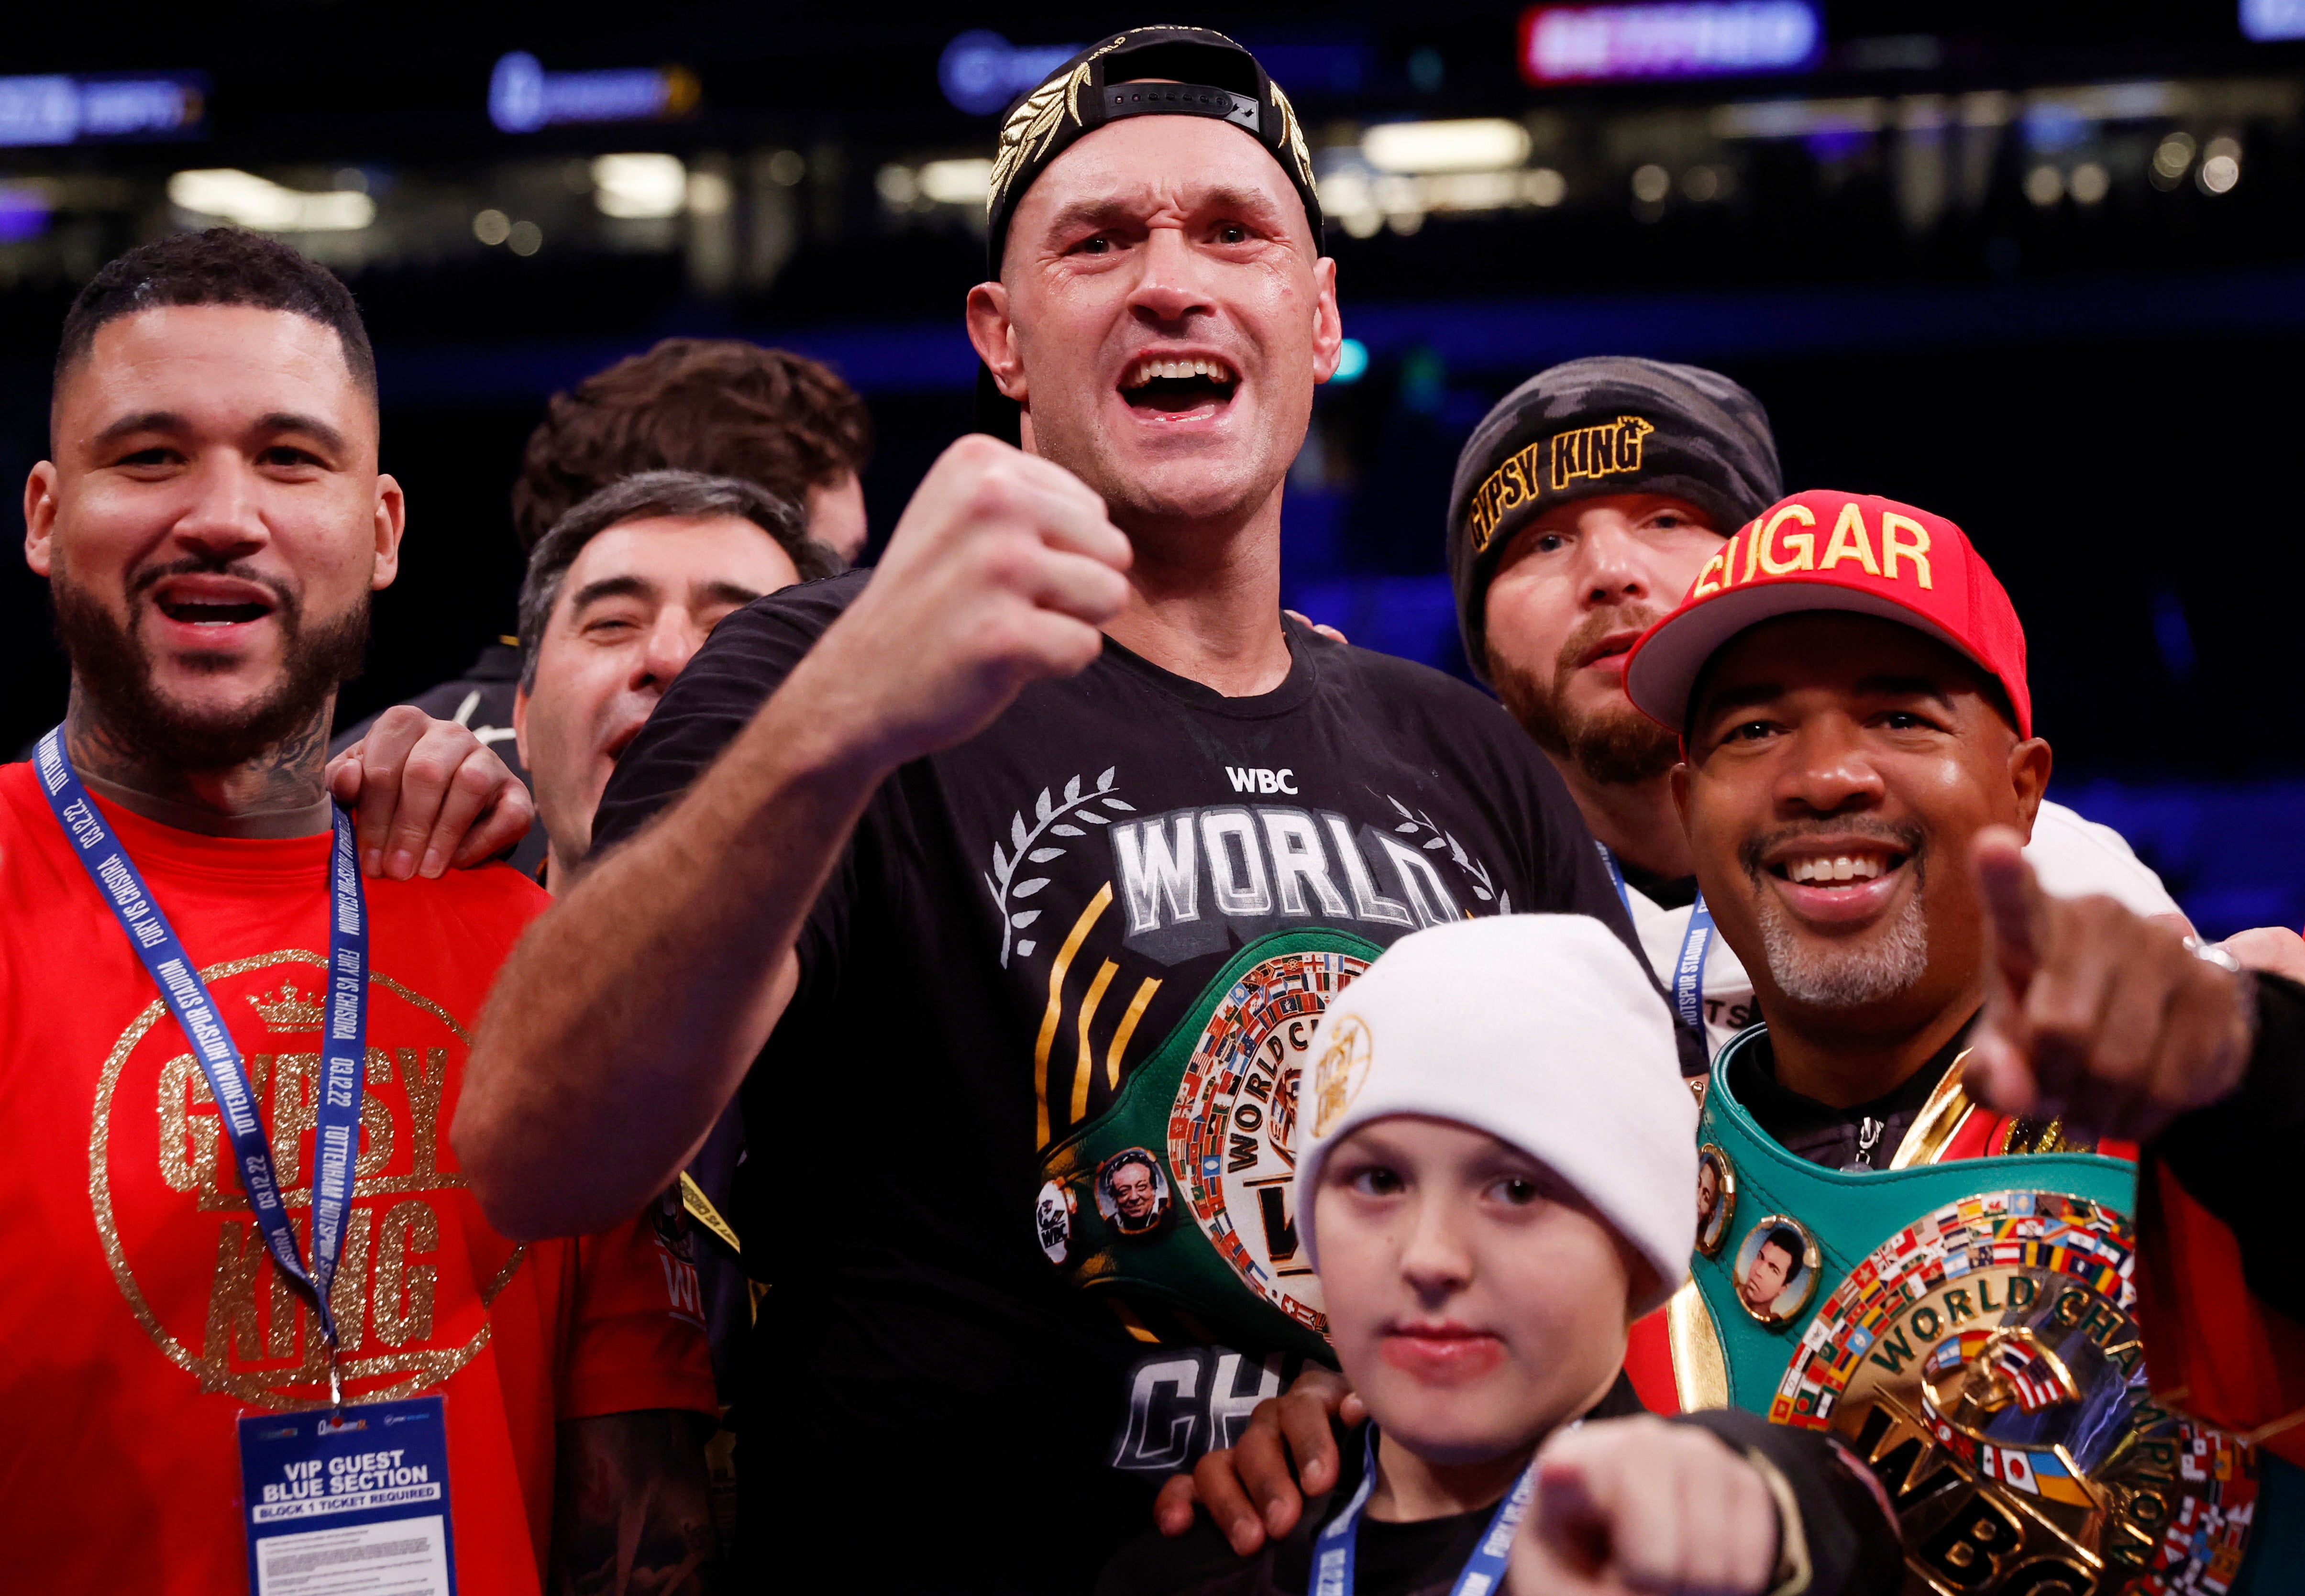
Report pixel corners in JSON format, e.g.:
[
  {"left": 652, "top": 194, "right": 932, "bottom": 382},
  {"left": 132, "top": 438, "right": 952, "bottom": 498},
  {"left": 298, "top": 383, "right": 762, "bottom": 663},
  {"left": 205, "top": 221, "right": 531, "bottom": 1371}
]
[{"left": 458, "top": 26, "right": 1678, "bottom": 1590}]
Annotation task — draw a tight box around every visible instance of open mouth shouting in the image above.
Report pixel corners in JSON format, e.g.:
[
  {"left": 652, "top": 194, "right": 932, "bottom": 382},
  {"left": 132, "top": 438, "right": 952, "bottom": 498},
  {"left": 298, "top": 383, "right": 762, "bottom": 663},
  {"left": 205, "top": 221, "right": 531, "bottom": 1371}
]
[
  {"left": 1118, "top": 352, "right": 1239, "bottom": 422},
  {"left": 1757, "top": 831, "right": 1920, "bottom": 927}
]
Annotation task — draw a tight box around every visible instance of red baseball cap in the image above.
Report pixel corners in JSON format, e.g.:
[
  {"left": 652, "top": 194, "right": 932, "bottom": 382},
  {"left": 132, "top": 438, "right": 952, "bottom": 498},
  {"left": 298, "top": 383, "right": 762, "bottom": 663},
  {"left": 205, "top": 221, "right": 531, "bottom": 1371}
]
[{"left": 1622, "top": 489, "right": 2032, "bottom": 738}]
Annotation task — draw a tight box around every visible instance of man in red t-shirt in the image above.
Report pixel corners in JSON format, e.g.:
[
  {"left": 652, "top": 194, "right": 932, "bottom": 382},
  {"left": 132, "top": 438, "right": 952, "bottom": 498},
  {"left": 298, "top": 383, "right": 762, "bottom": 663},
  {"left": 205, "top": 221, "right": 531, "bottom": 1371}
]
[{"left": 1, "top": 227, "right": 719, "bottom": 1594}]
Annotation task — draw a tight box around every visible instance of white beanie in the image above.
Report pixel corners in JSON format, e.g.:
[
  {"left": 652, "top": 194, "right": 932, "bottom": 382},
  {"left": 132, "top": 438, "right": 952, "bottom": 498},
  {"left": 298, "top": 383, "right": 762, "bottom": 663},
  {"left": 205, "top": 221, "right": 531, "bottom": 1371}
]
[{"left": 1292, "top": 914, "right": 1697, "bottom": 1317}]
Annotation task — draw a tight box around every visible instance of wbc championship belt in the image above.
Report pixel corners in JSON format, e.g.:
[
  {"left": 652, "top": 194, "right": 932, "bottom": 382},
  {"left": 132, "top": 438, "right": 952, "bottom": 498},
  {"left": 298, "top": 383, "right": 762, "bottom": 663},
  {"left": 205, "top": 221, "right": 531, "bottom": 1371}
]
[
  {"left": 1031, "top": 929, "right": 1379, "bottom": 1363},
  {"left": 1674, "top": 1029, "right": 2262, "bottom": 1595}
]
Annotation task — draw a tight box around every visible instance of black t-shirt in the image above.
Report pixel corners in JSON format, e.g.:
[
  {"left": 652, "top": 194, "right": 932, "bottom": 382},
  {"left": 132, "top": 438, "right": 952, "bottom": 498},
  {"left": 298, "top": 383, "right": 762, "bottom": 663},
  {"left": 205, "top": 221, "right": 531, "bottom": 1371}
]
[
  {"left": 591, "top": 571, "right": 1673, "bottom": 1588},
  {"left": 1727, "top": 1021, "right": 1971, "bottom": 1172}
]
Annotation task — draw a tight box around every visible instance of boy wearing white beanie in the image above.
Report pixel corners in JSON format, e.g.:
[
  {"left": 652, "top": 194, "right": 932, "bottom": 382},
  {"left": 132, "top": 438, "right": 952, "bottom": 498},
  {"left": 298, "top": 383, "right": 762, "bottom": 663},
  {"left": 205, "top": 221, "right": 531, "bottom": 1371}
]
[{"left": 1105, "top": 916, "right": 1898, "bottom": 1596}]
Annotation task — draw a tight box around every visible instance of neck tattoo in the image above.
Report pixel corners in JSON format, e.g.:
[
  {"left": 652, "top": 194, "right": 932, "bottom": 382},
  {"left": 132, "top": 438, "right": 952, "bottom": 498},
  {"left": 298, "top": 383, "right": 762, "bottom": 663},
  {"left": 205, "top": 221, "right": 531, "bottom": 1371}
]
[{"left": 64, "top": 691, "right": 338, "bottom": 839}]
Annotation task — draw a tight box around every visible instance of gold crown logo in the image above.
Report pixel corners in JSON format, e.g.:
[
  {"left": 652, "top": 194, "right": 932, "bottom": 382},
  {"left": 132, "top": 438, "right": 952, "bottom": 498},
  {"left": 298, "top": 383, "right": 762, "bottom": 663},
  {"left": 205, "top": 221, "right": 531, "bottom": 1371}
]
[{"left": 249, "top": 980, "right": 326, "bottom": 1031}]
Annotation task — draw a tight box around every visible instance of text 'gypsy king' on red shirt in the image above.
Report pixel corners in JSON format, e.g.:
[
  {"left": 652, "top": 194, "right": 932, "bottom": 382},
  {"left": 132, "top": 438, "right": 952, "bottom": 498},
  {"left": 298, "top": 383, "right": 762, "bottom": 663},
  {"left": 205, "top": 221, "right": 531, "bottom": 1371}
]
[{"left": 0, "top": 761, "right": 717, "bottom": 1594}]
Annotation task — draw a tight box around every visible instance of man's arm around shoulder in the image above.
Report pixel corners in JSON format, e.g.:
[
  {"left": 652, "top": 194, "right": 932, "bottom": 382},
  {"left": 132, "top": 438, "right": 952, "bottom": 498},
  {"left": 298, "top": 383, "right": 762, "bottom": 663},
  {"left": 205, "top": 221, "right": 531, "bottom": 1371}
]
[{"left": 455, "top": 437, "right": 1133, "bottom": 1237}]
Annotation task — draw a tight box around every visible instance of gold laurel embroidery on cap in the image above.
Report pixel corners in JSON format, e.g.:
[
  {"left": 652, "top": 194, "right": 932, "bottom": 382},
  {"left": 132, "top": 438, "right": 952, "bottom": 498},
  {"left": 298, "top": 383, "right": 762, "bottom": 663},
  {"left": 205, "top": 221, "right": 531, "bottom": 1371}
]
[
  {"left": 1269, "top": 82, "right": 1315, "bottom": 195},
  {"left": 988, "top": 34, "right": 1131, "bottom": 220},
  {"left": 90, "top": 949, "right": 521, "bottom": 1409}
]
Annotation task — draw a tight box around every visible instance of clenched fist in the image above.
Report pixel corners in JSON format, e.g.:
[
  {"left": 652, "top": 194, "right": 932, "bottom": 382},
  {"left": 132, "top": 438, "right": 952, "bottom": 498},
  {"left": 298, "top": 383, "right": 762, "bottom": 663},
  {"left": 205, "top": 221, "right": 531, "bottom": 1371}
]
[{"left": 792, "top": 435, "right": 1132, "bottom": 775}]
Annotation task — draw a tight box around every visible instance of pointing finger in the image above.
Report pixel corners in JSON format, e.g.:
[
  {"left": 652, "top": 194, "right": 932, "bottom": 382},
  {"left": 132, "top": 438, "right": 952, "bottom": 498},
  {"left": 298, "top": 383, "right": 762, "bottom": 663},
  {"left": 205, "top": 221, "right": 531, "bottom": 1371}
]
[{"left": 1971, "top": 825, "right": 2045, "bottom": 995}]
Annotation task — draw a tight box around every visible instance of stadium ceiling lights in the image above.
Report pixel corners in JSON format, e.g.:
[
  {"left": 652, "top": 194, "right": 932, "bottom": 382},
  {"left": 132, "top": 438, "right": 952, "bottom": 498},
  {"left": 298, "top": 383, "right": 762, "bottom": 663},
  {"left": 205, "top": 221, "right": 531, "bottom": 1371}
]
[
  {"left": 2241, "top": 0, "right": 2305, "bottom": 41},
  {"left": 0, "top": 71, "right": 206, "bottom": 148},
  {"left": 168, "top": 169, "right": 374, "bottom": 232},
  {"left": 1518, "top": 1, "right": 1821, "bottom": 85},
  {"left": 939, "top": 31, "right": 1081, "bottom": 116},
  {"left": 1362, "top": 119, "right": 1533, "bottom": 174},
  {"left": 488, "top": 52, "right": 699, "bottom": 134}
]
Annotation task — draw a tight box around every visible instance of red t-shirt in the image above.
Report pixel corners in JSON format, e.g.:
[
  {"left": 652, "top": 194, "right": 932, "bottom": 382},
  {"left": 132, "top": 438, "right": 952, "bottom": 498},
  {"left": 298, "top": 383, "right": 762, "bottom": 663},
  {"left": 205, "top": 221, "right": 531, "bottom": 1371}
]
[{"left": 0, "top": 763, "right": 717, "bottom": 1593}]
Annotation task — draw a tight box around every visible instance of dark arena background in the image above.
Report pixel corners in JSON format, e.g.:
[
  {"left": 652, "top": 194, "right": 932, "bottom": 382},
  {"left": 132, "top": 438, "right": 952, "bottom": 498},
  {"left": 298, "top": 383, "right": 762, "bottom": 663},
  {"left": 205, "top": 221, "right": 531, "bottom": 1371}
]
[{"left": 6, "top": 1, "right": 2304, "bottom": 933}]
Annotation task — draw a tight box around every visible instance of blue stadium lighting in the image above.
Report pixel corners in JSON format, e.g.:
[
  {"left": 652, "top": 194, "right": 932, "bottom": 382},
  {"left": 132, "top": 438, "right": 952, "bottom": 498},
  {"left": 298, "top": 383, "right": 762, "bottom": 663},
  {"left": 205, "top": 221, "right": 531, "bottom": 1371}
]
[
  {"left": 0, "top": 182, "right": 51, "bottom": 242},
  {"left": 1331, "top": 338, "right": 1370, "bottom": 384},
  {"left": 2240, "top": 0, "right": 2305, "bottom": 40},
  {"left": 0, "top": 72, "right": 206, "bottom": 149},
  {"left": 939, "top": 31, "right": 1081, "bottom": 116},
  {"left": 488, "top": 52, "right": 695, "bottom": 135},
  {"left": 1519, "top": 2, "right": 1820, "bottom": 85}
]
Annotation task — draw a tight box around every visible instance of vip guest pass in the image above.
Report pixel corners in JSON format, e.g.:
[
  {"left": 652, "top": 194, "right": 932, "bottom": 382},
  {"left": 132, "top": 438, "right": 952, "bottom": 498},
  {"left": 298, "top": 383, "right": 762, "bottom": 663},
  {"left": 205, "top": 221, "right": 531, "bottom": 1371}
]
[{"left": 237, "top": 1397, "right": 456, "bottom": 1596}]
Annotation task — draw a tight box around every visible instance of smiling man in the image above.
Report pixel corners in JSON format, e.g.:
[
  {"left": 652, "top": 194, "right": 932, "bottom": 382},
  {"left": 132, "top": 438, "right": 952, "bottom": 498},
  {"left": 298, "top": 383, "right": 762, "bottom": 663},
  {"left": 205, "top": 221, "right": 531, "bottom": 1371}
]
[
  {"left": 509, "top": 466, "right": 839, "bottom": 1558},
  {"left": 1456, "top": 359, "right": 2195, "bottom": 1060},
  {"left": 333, "top": 341, "right": 875, "bottom": 879},
  {"left": 1194, "top": 488, "right": 2305, "bottom": 1588},
  {"left": 512, "top": 470, "right": 838, "bottom": 889},
  {"left": 1613, "top": 488, "right": 2305, "bottom": 1589},
  {"left": 456, "top": 27, "right": 1661, "bottom": 1588},
  {"left": 2, "top": 230, "right": 720, "bottom": 1594}
]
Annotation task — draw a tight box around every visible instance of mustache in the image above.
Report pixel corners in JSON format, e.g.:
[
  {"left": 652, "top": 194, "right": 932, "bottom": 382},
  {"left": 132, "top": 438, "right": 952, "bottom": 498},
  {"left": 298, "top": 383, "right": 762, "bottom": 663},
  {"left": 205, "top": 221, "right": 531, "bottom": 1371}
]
[
  {"left": 127, "top": 555, "right": 301, "bottom": 623},
  {"left": 1738, "top": 815, "right": 1928, "bottom": 881},
  {"left": 1552, "top": 602, "right": 1665, "bottom": 681}
]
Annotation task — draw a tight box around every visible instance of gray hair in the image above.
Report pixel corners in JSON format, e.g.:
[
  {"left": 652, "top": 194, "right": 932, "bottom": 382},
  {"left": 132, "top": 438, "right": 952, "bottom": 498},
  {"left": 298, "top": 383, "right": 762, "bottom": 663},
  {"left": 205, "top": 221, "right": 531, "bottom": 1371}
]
[{"left": 518, "top": 469, "right": 842, "bottom": 689}]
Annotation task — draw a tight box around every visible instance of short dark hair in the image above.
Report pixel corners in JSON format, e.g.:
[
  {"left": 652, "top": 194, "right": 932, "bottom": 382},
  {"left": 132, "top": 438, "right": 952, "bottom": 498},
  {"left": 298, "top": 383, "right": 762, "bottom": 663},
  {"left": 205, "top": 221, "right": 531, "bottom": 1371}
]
[
  {"left": 509, "top": 340, "right": 873, "bottom": 551},
  {"left": 518, "top": 471, "right": 841, "bottom": 689},
  {"left": 55, "top": 228, "right": 377, "bottom": 409},
  {"left": 1761, "top": 1225, "right": 1803, "bottom": 1262}
]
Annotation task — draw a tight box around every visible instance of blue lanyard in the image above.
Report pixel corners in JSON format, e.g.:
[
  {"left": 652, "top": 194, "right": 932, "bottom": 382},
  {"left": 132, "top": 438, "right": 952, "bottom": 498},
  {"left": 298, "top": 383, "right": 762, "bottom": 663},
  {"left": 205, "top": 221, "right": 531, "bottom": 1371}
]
[
  {"left": 1597, "top": 843, "right": 1713, "bottom": 1035},
  {"left": 1672, "top": 896, "right": 1715, "bottom": 1034},
  {"left": 35, "top": 727, "right": 368, "bottom": 1386},
  {"left": 1596, "top": 838, "right": 1632, "bottom": 914},
  {"left": 1312, "top": 1426, "right": 1537, "bottom": 1596}
]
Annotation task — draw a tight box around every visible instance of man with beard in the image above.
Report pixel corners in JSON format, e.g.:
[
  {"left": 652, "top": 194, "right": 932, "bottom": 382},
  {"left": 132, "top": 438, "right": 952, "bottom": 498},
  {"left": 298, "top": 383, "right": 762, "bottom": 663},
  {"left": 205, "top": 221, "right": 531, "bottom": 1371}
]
[
  {"left": 1453, "top": 359, "right": 2193, "bottom": 1058},
  {"left": 1185, "top": 489, "right": 2305, "bottom": 1588},
  {"left": 456, "top": 27, "right": 1671, "bottom": 1588},
  {"left": 1609, "top": 487, "right": 2305, "bottom": 1588},
  {"left": 0, "top": 229, "right": 721, "bottom": 1594}
]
